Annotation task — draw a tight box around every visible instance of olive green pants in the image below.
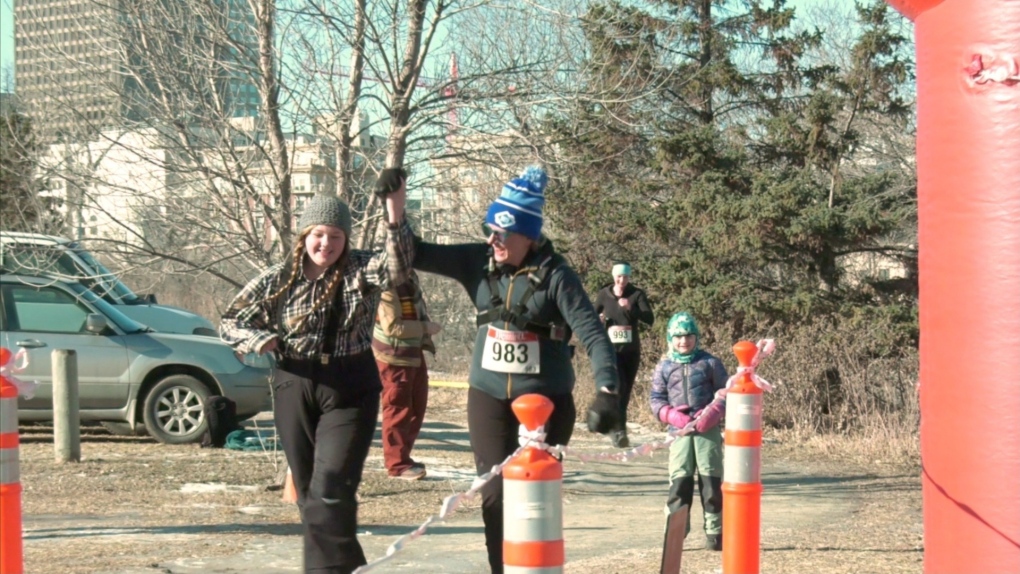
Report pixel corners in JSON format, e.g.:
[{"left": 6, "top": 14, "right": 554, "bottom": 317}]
[{"left": 665, "top": 426, "right": 723, "bottom": 536}]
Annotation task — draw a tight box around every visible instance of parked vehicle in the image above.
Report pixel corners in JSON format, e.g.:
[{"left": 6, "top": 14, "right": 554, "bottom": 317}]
[
  {"left": 0, "top": 274, "right": 272, "bottom": 444},
  {"left": 0, "top": 231, "right": 216, "bottom": 336}
]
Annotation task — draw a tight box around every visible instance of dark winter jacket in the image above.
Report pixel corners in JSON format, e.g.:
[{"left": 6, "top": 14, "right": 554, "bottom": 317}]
[
  {"left": 649, "top": 350, "right": 729, "bottom": 418},
  {"left": 414, "top": 237, "right": 619, "bottom": 400},
  {"left": 593, "top": 283, "right": 654, "bottom": 355}
]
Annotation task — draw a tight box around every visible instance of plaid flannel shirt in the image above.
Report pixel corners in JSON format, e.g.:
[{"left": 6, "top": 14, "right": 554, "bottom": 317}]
[{"left": 220, "top": 221, "right": 414, "bottom": 360}]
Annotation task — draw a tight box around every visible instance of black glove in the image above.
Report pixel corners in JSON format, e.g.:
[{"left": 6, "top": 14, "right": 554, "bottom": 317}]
[
  {"left": 375, "top": 167, "right": 407, "bottom": 197},
  {"left": 586, "top": 391, "right": 620, "bottom": 435}
]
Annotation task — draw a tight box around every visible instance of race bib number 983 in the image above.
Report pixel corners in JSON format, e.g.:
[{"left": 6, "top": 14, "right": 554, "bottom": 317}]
[{"left": 481, "top": 327, "right": 541, "bottom": 374}]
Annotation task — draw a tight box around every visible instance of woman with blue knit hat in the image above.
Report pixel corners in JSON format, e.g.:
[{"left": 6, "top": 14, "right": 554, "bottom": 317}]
[
  {"left": 649, "top": 312, "right": 729, "bottom": 551},
  {"left": 413, "top": 166, "right": 621, "bottom": 573},
  {"left": 595, "top": 261, "right": 655, "bottom": 447}
]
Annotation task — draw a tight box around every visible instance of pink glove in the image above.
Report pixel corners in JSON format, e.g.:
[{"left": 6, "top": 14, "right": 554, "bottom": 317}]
[
  {"left": 693, "top": 400, "right": 725, "bottom": 433},
  {"left": 658, "top": 406, "right": 692, "bottom": 429}
]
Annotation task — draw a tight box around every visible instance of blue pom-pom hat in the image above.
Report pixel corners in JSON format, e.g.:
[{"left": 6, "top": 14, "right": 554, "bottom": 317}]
[{"left": 484, "top": 166, "right": 548, "bottom": 240}]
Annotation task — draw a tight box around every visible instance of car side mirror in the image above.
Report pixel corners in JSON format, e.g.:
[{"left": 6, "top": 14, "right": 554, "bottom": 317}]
[
  {"left": 141, "top": 293, "right": 158, "bottom": 304},
  {"left": 85, "top": 313, "right": 109, "bottom": 334}
]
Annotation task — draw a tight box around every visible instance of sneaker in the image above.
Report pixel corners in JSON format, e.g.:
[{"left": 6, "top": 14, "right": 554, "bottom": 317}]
[
  {"left": 391, "top": 466, "right": 426, "bottom": 481},
  {"left": 707, "top": 534, "right": 722, "bottom": 551}
]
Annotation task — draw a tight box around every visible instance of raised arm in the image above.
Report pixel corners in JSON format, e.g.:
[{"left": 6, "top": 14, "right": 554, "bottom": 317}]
[
  {"left": 413, "top": 239, "right": 489, "bottom": 292},
  {"left": 359, "top": 220, "right": 415, "bottom": 291},
  {"left": 378, "top": 167, "right": 414, "bottom": 287}
]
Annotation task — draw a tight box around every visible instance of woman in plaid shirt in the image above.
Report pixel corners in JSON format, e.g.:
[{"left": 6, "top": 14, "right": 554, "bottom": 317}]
[{"left": 220, "top": 169, "right": 413, "bottom": 574}]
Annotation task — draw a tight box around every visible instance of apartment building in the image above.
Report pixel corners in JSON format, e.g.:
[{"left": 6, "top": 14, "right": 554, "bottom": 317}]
[{"left": 14, "top": 0, "right": 259, "bottom": 142}]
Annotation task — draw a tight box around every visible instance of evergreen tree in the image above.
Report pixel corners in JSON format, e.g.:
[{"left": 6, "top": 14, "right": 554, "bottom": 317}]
[{"left": 545, "top": 0, "right": 916, "bottom": 352}]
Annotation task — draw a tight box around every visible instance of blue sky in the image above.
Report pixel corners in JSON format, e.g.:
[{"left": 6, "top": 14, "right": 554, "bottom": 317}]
[{"left": 0, "top": 0, "right": 868, "bottom": 94}]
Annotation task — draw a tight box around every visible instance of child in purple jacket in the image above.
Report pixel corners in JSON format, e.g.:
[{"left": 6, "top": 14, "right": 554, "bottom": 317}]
[{"left": 649, "top": 312, "right": 728, "bottom": 551}]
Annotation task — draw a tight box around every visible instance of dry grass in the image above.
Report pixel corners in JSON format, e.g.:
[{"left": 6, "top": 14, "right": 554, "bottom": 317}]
[{"left": 766, "top": 427, "right": 920, "bottom": 473}]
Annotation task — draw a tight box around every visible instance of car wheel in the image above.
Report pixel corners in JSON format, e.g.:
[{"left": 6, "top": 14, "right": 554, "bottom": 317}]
[
  {"left": 142, "top": 375, "right": 212, "bottom": 444},
  {"left": 100, "top": 421, "right": 145, "bottom": 436}
]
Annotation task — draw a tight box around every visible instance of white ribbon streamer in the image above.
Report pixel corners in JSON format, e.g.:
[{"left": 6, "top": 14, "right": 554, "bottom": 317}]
[
  {"left": 355, "top": 344, "right": 782, "bottom": 573},
  {"left": 724, "top": 338, "right": 776, "bottom": 392},
  {"left": 553, "top": 427, "right": 686, "bottom": 463},
  {"left": 1, "top": 348, "right": 38, "bottom": 399},
  {"left": 354, "top": 426, "right": 543, "bottom": 573},
  {"left": 355, "top": 421, "right": 687, "bottom": 572}
]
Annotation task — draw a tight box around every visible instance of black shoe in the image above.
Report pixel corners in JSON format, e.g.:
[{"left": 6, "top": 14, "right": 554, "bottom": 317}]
[
  {"left": 707, "top": 534, "right": 722, "bottom": 551},
  {"left": 611, "top": 430, "right": 630, "bottom": 448}
]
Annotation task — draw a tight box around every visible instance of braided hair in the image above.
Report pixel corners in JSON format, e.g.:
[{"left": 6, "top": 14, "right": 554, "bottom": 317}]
[{"left": 264, "top": 225, "right": 350, "bottom": 332}]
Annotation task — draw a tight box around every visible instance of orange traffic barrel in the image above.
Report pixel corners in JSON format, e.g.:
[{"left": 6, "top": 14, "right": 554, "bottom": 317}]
[
  {"left": 722, "top": 341, "right": 765, "bottom": 574},
  {"left": 1, "top": 347, "right": 24, "bottom": 574},
  {"left": 502, "top": 394, "right": 564, "bottom": 573}
]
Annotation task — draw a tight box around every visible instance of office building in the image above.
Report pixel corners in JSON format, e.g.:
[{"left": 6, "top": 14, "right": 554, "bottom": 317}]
[{"left": 14, "top": 0, "right": 259, "bottom": 142}]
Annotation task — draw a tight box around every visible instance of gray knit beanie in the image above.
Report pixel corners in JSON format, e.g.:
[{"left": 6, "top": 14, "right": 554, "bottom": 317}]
[{"left": 297, "top": 195, "right": 352, "bottom": 237}]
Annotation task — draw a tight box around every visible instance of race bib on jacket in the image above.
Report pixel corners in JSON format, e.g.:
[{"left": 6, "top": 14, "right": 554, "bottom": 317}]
[
  {"left": 481, "top": 326, "right": 540, "bottom": 374},
  {"left": 607, "top": 325, "right": 633, "bottom": 344}
]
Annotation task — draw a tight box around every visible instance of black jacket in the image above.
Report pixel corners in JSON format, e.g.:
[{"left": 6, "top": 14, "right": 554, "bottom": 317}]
[
  {"left": 414, "top": 238, "right": 619, "bottom": 400},
  {"left": 594, "top": 283, "right": 654, "bottom": 355}
]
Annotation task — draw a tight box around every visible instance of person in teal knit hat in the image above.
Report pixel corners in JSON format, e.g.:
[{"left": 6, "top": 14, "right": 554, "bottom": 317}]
[
  {"left": 649, "top": 312, "right": 729, "bottom": 550},
  {"left": 594, "top": 261, "right": 655, "bottom": 448}
]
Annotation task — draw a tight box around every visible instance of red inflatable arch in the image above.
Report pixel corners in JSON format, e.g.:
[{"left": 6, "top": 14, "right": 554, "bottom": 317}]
[{"left": 883, "top": 1, "right": 1020, "bottom": 572}]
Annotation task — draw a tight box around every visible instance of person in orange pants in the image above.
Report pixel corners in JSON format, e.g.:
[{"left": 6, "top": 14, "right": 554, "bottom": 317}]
[{"left": 372, "top": 270, "right": 441, "bottom": 480}]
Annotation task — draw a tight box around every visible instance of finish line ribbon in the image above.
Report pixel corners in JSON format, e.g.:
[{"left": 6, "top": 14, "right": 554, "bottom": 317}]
[
  {"left": 357, "top": 340, "right": 779, "bottom": 570},
  {"left": 356, "top": 425, "right": 685, "bottom": 571}
]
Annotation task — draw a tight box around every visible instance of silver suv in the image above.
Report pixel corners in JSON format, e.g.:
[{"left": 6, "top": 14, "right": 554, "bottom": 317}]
[
  {"left": 0, "top": 232, "right": 217, "bottom": 336},
  {"left": 1, "top": 274, "right": 271, "bottom": 444}
]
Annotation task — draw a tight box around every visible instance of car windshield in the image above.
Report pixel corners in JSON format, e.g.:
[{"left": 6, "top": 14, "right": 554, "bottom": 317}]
[
  {"left": 1, "top": 243, "right": 140, "bottom": 304},
  {"left": 69, "top": 244, "right": 141, "bottom": 303},
  {"left": 70, "top": 244, "right": 140, "bottom": 303},
  {"left": 65, "top": 281, "right": 149, "bottom": 334},
  {"left": 1, "top": 244, "right": 72, "bottom": 276}
]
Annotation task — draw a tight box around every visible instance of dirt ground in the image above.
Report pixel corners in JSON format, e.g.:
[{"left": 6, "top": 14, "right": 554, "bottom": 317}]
[{"left": 14, "top": 388, "right": 923, "bottom": 574}]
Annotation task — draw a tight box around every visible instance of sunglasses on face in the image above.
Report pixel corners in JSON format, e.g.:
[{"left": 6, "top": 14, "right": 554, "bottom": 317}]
[{"left": 481, "top": 223, "right": 510, "bottom": 243}]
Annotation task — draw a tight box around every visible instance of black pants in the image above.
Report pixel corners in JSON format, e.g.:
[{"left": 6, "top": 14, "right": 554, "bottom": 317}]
[
  {"left": 467, "top": 387, "right": 576, "bottom": 574},
  {"left": 273, "top": 353, "right": 382, "bottom": 574},
  {"left": 666, "top": 474, "right": 724, "bottom": 536},
  {"left": 615, "top": 350, "right": 642, "bottom": 428}
]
